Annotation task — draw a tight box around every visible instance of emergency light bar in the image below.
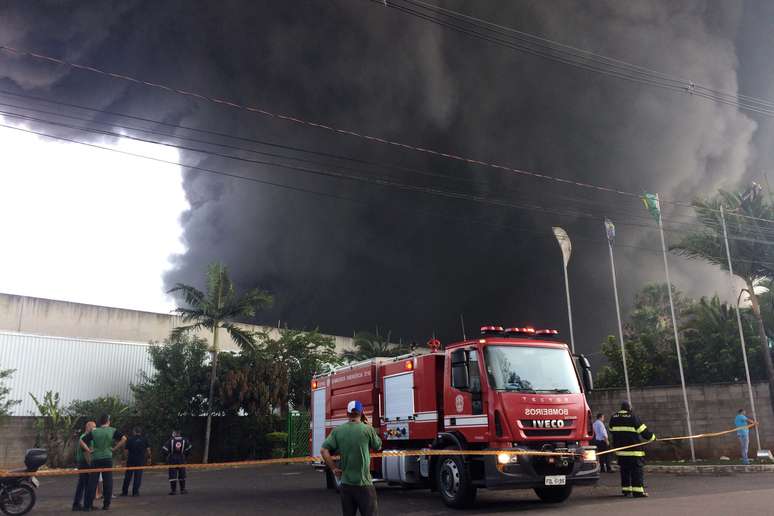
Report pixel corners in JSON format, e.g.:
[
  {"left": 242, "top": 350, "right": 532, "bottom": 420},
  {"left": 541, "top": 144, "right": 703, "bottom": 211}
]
[
  {"left": 504, "top": 327, "right": 535, "bottom": 335},
  {"left": 480, "top": 325, "right": 504, "bottom": 335}
]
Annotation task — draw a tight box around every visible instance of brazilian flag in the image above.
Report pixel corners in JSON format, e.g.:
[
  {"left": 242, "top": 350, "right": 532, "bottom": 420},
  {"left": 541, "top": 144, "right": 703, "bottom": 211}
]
[{"left": 642, "top": 192, "right": 661, "bottom": 223}]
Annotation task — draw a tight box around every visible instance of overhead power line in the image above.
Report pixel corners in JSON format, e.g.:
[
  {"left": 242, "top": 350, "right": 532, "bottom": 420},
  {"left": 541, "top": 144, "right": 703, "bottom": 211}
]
[
  {"left": 1, "top": 44, "right": 773, "bottom": 225},
  {"left": 4, "top": 112, "right": 774, "bottom": 249},
  {"left": 375, "top": 0, "right": 774, "bottom": 118},
  {"left": 4, "top": 120, "right": 774, "bottom": 269},
  {"left": 0, "top": 44, "right": 681, "bottom": 203},
  {"left": 0, "top": 93, "right": 704, "bottom": 229}
]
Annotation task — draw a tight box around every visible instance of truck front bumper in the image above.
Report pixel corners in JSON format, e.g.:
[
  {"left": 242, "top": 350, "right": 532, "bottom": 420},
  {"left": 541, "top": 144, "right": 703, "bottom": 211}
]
[{"left": 478, "top": 449, "right": 599, "bottom": 489}]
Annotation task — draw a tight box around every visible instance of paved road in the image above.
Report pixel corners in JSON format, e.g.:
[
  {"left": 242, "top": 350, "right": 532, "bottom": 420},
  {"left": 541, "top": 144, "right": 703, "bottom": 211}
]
[{"left": 27, "top": 465, "right": 774, "bottom": 515}]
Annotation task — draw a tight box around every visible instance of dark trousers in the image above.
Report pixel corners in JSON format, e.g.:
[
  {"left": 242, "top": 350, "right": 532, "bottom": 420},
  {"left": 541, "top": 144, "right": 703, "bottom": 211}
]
[
  {"left": 72, "top": 462, "right": 90, "bottom": 508},
  {"left": 168, "top": 466, "right": 187, "bottom": 492},
  {"left": 618, "top": 456, "right": 645, "bottom": 494},
  {"left": 121, "top": 460, "right": 144, "bottom": 495},
  {"left": 340, "top": 484, "right": 378, "bottom": 516},
  {"left": 85, "top": 458, "right": 113, "bottom": 509},
  {"left": 592, "top": 440, "right": 611, "bottom": 472}
]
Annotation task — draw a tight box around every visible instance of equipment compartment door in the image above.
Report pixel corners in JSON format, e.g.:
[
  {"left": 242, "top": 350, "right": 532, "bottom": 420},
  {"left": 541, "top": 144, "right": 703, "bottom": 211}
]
[
  {"left": 312, "top": 388, "right": 327, "bottom": 455},
  {"left": 384, "top": 372, "right": 415, "bottom": 421}
]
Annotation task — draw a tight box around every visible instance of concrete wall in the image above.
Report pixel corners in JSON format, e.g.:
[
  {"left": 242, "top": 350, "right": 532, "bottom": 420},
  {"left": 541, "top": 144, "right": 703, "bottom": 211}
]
[
  {"left": 0, "top": 292, "right": 354, "bottom": 353},
  {"left": 589, "top": 382, "right": 773, "bottom": 459},
  {"left": 0, "top": 417, "right": 37, "bottom": 468}
]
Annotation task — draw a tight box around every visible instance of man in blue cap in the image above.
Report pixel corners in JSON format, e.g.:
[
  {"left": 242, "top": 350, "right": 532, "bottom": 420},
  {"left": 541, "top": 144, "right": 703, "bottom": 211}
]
[{"left": 321, "top": 400, "right": 382, "bottom": 516}]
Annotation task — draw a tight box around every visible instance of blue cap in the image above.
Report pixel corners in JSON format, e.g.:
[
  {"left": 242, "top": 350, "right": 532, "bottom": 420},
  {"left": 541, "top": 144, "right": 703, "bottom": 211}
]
[{"left": 347, "top": 400, "right": 363, "bottom": 414}]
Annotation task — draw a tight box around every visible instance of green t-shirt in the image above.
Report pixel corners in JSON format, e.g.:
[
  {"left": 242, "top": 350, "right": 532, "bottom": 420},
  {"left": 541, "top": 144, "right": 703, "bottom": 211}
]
[
  {"left": 83, "top": 426, "right": 123, "bottom": 462},
  {"left": 321, "top": 421, "right": 382, "bottom": 486},
  {"left": 75, "top": 432, "right": 92, "bottom": 464}
]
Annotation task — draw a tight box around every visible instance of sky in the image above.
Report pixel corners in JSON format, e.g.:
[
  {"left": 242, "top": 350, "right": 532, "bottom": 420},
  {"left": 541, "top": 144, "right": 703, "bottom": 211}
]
[
  {"left": 0, "top": 117, "right": 188, "bottom": 313},
  {"left": 1, "top": 0, "right": 772, "bottom": 354}
]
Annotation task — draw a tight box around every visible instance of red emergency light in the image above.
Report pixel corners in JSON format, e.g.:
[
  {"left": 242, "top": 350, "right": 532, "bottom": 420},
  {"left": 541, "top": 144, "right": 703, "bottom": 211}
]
[
  {"left": 311, "top": 380, "right": 318, "bottom": 389},
  {"left": 535, "top": 329, "right": 560, "bottom": 336},
  {"left": 480, "top": 325, "right": 504, "bottom": 336},
  {"left": 504, "top": 327, "right": 535, "bottom": 335}
]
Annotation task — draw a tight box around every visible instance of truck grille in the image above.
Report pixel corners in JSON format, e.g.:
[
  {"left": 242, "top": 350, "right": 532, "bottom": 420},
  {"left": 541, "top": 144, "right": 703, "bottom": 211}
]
[{"left": 523, "top": 429, "right": 572, "bottom": 437}]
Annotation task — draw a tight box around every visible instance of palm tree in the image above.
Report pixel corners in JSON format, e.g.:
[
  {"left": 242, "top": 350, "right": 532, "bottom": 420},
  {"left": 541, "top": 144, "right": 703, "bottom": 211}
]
[
  {"left": 341, "top": 331, "right": 409, "bottom": 362},
  {"left": 168, "top": 262, "right": 273, "bottom": 463},
  {"left": 671, "top": 188, "right": 774, "bottom": 398}
]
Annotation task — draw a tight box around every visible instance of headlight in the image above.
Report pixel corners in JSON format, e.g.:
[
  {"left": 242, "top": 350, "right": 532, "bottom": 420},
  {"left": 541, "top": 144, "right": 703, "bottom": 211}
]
[
  {"left": 497, "top": 452, "right": 511, "bottom": 464},
  {"left": 582, "top": 449, "right": 597, "bottom": 462}
]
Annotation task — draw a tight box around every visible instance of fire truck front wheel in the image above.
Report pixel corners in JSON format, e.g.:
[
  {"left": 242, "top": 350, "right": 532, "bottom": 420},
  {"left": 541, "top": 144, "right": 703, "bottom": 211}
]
[
  {"left": 435, "top": 454, "right": 477, "bottom": 508},
  {"left": 534, "top": 485, "right": 573, "bottom": 503}
]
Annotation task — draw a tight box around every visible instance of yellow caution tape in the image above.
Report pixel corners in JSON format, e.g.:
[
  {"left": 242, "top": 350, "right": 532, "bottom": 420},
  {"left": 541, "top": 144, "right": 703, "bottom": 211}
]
[
  {"left": 598, "top": 422, "right": 758, "bottom": 456},
  {"left": 0, "top": 423, "right": 756, "bottom": 478}
]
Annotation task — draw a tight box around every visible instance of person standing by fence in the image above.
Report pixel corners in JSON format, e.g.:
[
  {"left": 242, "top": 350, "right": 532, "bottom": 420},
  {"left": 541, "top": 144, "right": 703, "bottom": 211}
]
[
  {"left": 120, "top": 427, "right": 151, "bottom": 497},
  {"left": 735, "top": 409, "right": 756, "bottom": 465},
  {"left": 72, "top": 420, "right": 96, "bottom": 511},
  {"left": 81, "top": 414, "right": 127, "bottom": 511},
  {"left": 162, "top": 430, "right": 192, "bottom": 495},
  {"left": 592, "top": 413, "right": 612, "bottom": 473}
]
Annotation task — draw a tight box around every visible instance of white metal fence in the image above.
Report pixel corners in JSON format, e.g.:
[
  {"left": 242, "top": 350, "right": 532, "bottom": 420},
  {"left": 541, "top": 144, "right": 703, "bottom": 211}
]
[{"left": 0, "top": 331, "right": 154, "bottom": 415}]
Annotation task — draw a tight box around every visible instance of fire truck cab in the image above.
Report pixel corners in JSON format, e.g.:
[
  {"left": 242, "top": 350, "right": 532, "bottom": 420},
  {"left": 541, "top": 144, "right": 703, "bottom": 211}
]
[{"left": 311, "top": 325, "right": 599, "bottom": 508}]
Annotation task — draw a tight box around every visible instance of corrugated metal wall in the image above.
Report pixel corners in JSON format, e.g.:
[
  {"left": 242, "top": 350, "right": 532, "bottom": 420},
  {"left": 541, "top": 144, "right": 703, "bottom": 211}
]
[{"left": 0, "top": 331, "right": 154, "bottom": 416}]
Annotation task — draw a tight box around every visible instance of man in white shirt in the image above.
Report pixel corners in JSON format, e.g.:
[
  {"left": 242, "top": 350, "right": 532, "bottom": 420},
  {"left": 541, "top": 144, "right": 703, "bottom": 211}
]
[{"left": 592, "top": 413, "right": 612, "bottom": 473}]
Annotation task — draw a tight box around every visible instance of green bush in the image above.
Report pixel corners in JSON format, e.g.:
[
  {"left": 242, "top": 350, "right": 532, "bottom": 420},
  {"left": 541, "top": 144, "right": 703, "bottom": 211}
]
[{"left": 266, "top": 432, "right": 288, "bottom": 447}]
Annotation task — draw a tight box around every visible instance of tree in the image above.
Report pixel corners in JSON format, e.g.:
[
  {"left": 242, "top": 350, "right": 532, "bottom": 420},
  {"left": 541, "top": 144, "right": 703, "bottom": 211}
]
[
  {"left": 265, "top": 329, "right": 339, "bottom": 410},
  {"left": 341, "top": 331, "right": 410, "bottom": 362},
  {"left": 596, "top": 285, "right": 764, "bottom": 388},
  {"left": 67, "top": 396, "right": 132, "bottom": 435},
  {"left": 131, "top": 334, "right": 210, "bottom": 448},
  {"left": 168, "top": 262, "right": 273, "bottom": 463},
  {"left": 671, "top": 188, "right": 774, "bottom": 399},
  {"left": 218, "top": 349, "right": 288, "bottom": 416},
  {"left": 30, "top": 391, "right": 75, "bottom": 468},
  {"left": 0, "top": 367, "right": 20, "bottom": 418}
]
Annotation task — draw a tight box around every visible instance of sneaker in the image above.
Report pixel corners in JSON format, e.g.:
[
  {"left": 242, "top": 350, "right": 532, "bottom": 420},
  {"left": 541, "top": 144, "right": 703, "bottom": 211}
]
[
  {"left": 118, "top": 493, "right": 128, "bottom": 497},
  {"left": 633, "top": 492, "right": 649, "bottom": 498},
  {"left": 169, "top": 491, "right": 176, "bottom": 496},
  {"left": 72, "top": 505, "right": 83, "bottom": 512},
  {"left": 180, "top": 489, "right": 188, "bottom": 495}
]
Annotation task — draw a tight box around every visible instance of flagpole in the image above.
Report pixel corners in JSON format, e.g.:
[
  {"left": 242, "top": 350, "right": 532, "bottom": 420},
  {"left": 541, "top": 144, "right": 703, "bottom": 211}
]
[
  {"left": 606, "top": 228, "right": 631, "bottom": 404},
  {"left": 553, "top": 228, "right": 575, "bottom": 354},
  {"left": 562, "top": 259, "right": 576, "bottom": 354},
  {"left": 720, "top": 205, "right": 761, "bottom": 450},
  {"left": 655, "top": 201, "right": 696, "bottom": 462}
]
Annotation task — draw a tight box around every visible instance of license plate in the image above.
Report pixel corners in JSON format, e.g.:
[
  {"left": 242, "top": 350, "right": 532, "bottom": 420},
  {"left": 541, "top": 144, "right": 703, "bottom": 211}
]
[
  {"left": 544, "top": 475, "right": 566, "bottom": 486},
  {"left": 30, "top": 477, "right": 39, "bottom": 488}
]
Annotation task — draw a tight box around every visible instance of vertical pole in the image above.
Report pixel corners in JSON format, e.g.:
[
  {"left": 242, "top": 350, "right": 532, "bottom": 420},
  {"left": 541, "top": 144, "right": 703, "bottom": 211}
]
[
  {"left": 607, "top": 239, "right": 631, "bottom": 405},
  {"left": 460, "top": 314, "right": 467, "bottom": 341},
  {"left": 657, "top": 214, "right": 696, "bottom": 462},
  {"left": 562, "top": 260, "right": 576, "bottom": 353},
  {"left": 720, "top": 206, "right": 761, "bottom": 450}
]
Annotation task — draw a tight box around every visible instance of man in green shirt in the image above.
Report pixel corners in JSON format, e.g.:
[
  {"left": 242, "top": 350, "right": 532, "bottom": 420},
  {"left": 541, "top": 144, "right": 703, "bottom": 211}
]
[
  {"left": 80, "top": 414, "right": 127, "bottom": 511},
  {"left": 321, "top": 400, "right": 382, "bottom": 516},
  {"left": 72, "top": 420, "right": 96, "bottom": 511}
]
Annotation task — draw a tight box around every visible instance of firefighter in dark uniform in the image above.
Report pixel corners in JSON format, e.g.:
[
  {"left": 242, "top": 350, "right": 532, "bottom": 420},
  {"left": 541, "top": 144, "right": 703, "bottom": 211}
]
[
  {"left": 162, "top": 430, "right": 192, "bottom": 495},
  {"left": 609, "top": 401, "right": 655, "bottom": 498}
]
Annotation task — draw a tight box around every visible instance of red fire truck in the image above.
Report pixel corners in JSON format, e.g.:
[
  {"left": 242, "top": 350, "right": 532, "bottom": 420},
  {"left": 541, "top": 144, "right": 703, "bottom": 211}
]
[{"left": 311, "top": 325, "right": 598, "bottom": 508}]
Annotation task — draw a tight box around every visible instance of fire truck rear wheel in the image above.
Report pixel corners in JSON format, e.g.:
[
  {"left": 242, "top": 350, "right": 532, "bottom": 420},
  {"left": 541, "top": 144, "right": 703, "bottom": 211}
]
[
  {"left": 533, "top": 485, "right": 573, "bottom": 503},
  {"left": 435, "top": 453, "right": 477, "bottom": 508}
]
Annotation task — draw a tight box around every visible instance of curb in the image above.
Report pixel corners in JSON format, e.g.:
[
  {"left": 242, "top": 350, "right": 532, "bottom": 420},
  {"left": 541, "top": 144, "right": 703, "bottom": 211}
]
[{"left": 645, "top": 464, "right": 774, "bottom": 475}]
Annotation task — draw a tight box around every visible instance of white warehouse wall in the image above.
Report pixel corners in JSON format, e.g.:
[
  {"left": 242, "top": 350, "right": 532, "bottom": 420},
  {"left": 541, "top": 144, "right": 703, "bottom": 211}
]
[{"left": 0, "top": 331, "right": 154, "bottom": 416}]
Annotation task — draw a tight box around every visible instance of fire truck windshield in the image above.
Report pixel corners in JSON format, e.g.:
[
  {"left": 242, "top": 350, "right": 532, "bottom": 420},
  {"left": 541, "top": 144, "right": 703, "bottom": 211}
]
[{"left": 484, "top": 346, "right": 581, "bottom": 394}]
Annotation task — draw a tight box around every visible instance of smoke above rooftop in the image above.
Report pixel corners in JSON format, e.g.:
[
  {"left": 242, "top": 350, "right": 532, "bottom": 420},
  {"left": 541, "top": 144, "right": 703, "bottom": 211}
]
[{"left": 0, "top": 0, "right": 767, "bottom": 352}]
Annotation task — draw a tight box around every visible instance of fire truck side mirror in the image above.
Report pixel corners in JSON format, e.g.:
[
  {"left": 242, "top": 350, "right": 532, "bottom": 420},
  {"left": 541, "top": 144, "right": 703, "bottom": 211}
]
[
  {"left": 451, "top": 349, "right": 469, "bottom": 390},
  {"left": 578, "top": 354, "right": 594, "bottom": 392}
]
